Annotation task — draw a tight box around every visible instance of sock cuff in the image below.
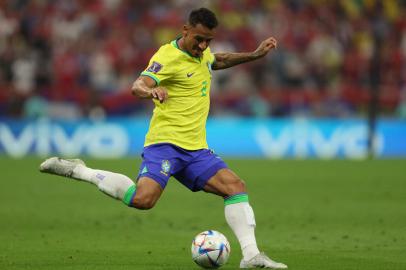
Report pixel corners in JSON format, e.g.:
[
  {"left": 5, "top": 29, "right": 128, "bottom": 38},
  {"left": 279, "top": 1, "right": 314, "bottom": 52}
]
[
  {"left": 224, "top": 193, "right": 249, "bottom": 205},
  {"left": 122, "top": 185, "right": 136, "bottom": 206}
]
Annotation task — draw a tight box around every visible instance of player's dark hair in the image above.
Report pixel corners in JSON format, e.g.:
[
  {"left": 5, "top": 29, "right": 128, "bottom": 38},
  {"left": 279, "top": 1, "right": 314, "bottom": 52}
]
[{"left": 188, "top": 8, "right": 218, "bottom": 29}]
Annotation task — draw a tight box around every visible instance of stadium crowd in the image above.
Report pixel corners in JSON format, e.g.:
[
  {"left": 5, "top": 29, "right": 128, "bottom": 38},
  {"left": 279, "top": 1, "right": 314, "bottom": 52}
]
[{"left": 0, "top": 0, "right": 405, "bottom": 119}]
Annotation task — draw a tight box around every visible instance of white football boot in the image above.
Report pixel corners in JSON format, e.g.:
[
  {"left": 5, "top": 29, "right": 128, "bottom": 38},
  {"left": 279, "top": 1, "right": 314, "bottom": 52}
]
[
  {"left": 39, "top": 157, "right": 85, "bottom": 179},
  {"left": 240, "top": 252, "right": 288, "bottom": 269}
]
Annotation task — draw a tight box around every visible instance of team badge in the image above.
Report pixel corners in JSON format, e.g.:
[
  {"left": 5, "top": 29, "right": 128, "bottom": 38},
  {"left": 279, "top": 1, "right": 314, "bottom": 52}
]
[
  {"left": 160, "top": 160, "right": 171, "bottom": 176},
  {"left": 147, "top": 61, "right": 163, "bottom": 73}
]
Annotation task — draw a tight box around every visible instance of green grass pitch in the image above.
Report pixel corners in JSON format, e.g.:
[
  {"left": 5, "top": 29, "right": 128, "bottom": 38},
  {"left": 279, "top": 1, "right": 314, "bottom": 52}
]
[{"left": 0, "top": 157, "right": 405, "bottom": 270}]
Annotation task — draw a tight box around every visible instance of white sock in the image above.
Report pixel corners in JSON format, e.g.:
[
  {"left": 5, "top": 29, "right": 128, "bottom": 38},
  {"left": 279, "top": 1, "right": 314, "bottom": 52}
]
[
  {"left": 225, "top": 202, "right": 260, "bottom": 261},
  {"left": 72, "top": 164, "right": 134, "bottom": 200}
]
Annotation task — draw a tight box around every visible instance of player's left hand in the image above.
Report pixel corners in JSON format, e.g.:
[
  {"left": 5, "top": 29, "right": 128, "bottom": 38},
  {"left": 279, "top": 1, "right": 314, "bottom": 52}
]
[{"left": 253, "top": 37, "right": 277, "bottom": 58}]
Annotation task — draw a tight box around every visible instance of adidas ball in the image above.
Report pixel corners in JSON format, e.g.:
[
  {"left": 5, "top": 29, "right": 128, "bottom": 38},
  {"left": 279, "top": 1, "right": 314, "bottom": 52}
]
[{"left": 191, "top": 230, "right": 231, "bottom": 268}]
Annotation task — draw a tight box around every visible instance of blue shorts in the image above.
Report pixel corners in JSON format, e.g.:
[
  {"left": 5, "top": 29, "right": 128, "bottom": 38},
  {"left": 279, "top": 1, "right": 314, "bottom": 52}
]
[{"left": 137, "top": 143, "right": 228, "bottom": 192}]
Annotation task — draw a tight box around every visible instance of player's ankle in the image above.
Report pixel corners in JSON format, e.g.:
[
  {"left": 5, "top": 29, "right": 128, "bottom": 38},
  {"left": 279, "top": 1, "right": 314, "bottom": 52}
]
[{"left": 242, "top": 244, "right": 260, "bottom": 261}]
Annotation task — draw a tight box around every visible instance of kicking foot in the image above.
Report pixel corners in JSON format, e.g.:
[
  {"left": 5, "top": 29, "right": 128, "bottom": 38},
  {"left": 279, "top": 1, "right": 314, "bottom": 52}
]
[
  {"left": 240, "top": 252, "right": 287, "bottom": 269},
  {"left": 39, "top": 157, "right": 85, "bottom": 178}
]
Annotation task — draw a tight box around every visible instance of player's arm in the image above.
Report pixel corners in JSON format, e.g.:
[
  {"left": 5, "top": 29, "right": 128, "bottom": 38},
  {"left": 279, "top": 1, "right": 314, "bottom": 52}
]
[
  {"left": 212, "top": 37, "right": 277, "bottom": 70},
  {"left": 131, "top": 76, "right": 168, "bottom": 103}
]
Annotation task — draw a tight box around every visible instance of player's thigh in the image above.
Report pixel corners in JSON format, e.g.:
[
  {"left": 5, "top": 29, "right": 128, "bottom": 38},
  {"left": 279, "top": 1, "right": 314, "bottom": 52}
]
[
  {"left": 173, "top": 149, "right": 227, "bottom": 192},
  {"left": 203, "top": 168, "right": 246, "bottom": 197},
  {"left": 132, "top": 176, "right": 163, "bottom": 209}
]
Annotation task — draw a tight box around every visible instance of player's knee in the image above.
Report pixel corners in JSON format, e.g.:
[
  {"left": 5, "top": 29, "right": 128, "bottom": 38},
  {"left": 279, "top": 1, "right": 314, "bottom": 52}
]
[
  {"left": 129, "top": 177, "right": 162, "bottom": 210},
  {"left": 130, "top": 194, "right": 157, "bottom": 210},
  {"left": 225, "top": 178, "right": 246, "bottom": 196},
  {"left": 235, "top": 179, "right": 246, "bottom": 193}
]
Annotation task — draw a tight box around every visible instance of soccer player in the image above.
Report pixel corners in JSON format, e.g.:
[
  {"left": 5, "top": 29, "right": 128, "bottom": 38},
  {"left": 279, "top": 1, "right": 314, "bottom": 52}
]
[{"left": 40, "top": 8, "right": 287, "bottom": 269}]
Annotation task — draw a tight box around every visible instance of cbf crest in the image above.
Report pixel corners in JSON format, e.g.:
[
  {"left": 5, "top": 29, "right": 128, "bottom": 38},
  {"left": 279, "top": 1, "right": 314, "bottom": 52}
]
[{"left": 160, "top": 160, "right": 171, "bottom": 176}]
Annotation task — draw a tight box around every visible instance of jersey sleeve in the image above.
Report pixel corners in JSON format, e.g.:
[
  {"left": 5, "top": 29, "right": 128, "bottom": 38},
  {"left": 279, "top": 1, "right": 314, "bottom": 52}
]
[
  {"left": 207, "top": 47, "right": 216, "bottom": 65},
  {"left": 141, "top": 47, "right": 174, "bottom": 85}
]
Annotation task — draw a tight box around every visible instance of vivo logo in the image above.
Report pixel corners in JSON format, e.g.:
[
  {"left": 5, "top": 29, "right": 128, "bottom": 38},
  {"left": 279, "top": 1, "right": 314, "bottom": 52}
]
[
  {"left": 0, "top": 119, "right": 129, "bottom": 158},
  {"left": 254, "top": 122, "right": 384, "bottom": 159}
]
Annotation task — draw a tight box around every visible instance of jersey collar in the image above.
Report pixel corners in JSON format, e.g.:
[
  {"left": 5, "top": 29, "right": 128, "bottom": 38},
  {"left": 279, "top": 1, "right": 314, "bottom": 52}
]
[{"left": 171, "top": 38, "right": 201, "bottom": 62}]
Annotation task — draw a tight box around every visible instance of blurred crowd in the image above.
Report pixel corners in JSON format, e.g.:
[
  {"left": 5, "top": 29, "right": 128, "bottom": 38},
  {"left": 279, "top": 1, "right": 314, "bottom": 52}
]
[{"left": 0, "top": 0, "right": 406, "bottom": 119}]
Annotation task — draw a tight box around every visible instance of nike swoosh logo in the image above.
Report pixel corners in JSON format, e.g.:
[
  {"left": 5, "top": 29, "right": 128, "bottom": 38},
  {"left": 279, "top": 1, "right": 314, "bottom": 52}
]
[{"left": 187, "top": 72, "right": 194, "bottom": 77}]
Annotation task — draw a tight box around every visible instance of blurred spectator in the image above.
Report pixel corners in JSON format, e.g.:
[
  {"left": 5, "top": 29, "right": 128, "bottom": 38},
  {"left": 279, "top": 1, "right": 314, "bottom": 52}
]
[
  {"left": 0, "top": 0, "right": 405, "bottom": 119},
  {"left": 397, "top": 87, "right": 406, "bottom": 119}
]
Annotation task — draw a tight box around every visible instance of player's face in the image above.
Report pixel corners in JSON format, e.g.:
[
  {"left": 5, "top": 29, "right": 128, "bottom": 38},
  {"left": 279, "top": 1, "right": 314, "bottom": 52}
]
[{"left": 183, "top": 23, "right": 215, "bottom": 57}]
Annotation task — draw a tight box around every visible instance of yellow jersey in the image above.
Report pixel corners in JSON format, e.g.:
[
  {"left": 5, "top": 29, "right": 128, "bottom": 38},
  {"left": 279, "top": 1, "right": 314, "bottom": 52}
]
[{"left": 141, "top": 39, "right": 215, "bottom": 150}]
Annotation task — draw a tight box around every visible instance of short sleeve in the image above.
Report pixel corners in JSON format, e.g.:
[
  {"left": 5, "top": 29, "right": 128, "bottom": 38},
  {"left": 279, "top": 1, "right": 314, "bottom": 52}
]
[
  {"left": 207, "top": 47, "right": 216, "bottom": 65},
  {"left": 141, "top": 47, "right": 174, "bottom": 85}
]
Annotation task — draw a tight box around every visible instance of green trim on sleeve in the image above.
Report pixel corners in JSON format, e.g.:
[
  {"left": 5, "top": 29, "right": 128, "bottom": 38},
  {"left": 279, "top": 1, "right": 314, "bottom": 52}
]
[
  {"left": 122, "top": 185, "right": 137, "bottom": 206},
  {"left": 224, "top": 193, "right": 249, "bottom": 205},
  {"left": 140, "top": 72, "right": 160, "bottom": 85}
]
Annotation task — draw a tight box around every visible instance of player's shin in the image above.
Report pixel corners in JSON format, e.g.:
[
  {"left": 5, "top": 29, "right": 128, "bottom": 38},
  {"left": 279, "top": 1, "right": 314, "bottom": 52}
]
[
  {"left": 224, "top": 193, "right": 260, "bottom": 261},
  {"left": 73, "top": 164, "right": 136, "bottom": 204}
]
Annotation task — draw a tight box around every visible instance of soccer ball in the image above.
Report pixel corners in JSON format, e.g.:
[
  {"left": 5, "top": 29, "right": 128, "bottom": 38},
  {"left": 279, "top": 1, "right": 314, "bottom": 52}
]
[{"left": 191, "top": 230, "right": 231, "bottom": 268}]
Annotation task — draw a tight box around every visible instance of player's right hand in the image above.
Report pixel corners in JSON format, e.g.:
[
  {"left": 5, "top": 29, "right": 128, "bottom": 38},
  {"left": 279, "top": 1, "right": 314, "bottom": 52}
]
[{"left": 151, "top": 87, "right": 168, "bottom": 103}]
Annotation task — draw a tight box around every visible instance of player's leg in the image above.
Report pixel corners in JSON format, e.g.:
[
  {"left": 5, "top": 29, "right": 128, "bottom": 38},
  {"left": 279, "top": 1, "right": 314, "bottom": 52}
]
[
  {"left": 175, "top": 149, "right": 287, "bottom": 269},
  {"left": 130, "top": 177, "right": 163, "bottom": 209},
  {"left": 204, "top": 169, "right": 287, "bottom": 269},
  {"left": 203, "top": 169, "right": 261, "bottom": 260},
  {"left": 39, "top": 157, "right": 163, "bottom": 210}
]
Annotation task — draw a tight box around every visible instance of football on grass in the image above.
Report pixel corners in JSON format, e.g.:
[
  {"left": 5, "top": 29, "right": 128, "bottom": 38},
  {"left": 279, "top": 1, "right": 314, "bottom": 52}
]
[{"left": 191, "top": 230, "right": 231, "bottom": 268}]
